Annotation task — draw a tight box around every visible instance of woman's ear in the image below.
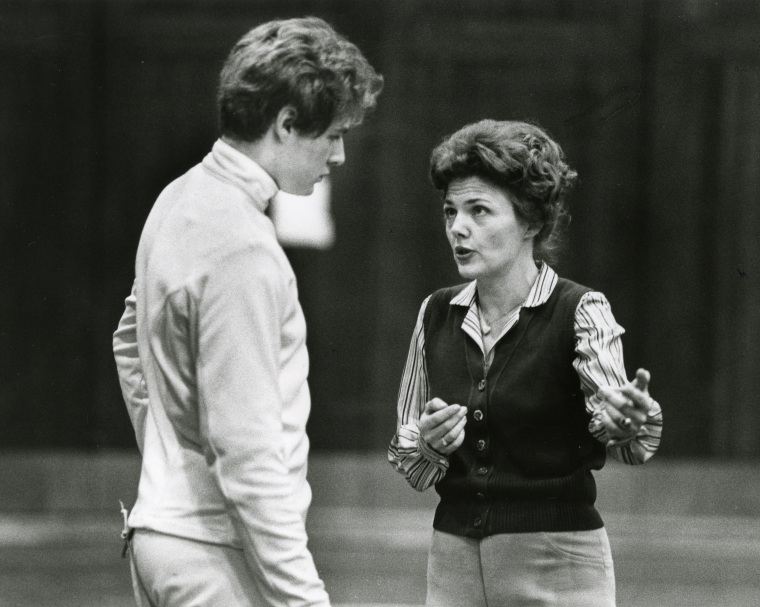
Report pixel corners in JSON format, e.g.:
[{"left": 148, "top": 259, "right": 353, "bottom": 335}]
[{"left": 525, "top": 223, "right": 543, "bottom": 239}]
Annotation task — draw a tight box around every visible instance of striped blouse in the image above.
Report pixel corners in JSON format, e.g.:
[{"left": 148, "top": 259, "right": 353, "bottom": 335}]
[{"left": 388, "top": 263, "right": 663, "bottom": 492}]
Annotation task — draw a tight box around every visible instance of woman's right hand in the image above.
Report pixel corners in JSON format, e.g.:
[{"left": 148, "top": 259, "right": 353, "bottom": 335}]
[{"left": 419, "top": 397, "right": 467, "bottom": 455}]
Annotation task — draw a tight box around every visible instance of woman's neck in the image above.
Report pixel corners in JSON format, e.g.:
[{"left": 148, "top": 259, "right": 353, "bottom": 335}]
[{"left": 477, "top": 256, "right": 539, "bottom": 318}]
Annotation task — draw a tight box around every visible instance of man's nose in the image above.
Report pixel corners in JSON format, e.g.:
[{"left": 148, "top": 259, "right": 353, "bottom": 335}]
[{"left": 329, "top": 137, "right": 345, "bottom": 166}]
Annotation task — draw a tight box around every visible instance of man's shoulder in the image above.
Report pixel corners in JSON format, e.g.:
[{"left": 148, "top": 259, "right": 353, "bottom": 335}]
[
  {"left": 142, "top": 173, "right": 286, "bottom": 283},
  {"left": 156, "top": 164, "right": 276, "bottom": 246}
]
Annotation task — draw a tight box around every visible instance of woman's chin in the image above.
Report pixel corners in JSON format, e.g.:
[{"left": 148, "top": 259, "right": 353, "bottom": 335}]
[{"left": 456, "top": 265, "right": 480, "bottom": 281}]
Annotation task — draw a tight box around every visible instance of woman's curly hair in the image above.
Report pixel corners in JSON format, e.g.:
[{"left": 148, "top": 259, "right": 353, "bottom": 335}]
[
  {"left": 430, "top": 120, "right": 578, "bottom": 264},
  {"left": 218, "top": 17, "right": 383, "bottom": 141}
]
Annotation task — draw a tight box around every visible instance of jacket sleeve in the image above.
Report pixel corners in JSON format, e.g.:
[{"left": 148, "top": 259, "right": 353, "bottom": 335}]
[
  {"left": 388, "top": 296, "right": 450, "bottom": 491},
  {"left": 196, "top": 248, "right": 330, "bottom": 607},
  {"left": 112, "top": 279, "right": 149, "bottom": 454}
]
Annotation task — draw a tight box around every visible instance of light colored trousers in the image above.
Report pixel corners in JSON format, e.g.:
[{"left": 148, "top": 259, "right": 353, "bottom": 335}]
[
  {"left": 129, "top": 529, "right": 266, "bottom": 607},
  {"left": 426, "top": 528, "right": 616, "bottom": 607}
]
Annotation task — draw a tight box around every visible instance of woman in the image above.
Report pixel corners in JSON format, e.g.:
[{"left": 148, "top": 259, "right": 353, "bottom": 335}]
[{"left": 388, "top": 119, "right": 662, "bottom": 607}]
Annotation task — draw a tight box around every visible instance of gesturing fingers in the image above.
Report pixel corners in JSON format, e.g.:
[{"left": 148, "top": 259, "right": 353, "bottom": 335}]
[
  {"left": 633, "top": 368, "right": 651, "bottom": 392},
  {"left": 620, "top": 368, "right": 654, "bottom": 416},
  {"left": 438, "top": 413, "right": 467, "bottom": 455},
  {"left": 597, "top": 389, "right": 635, "bottom": 426},
  {"left": 418, "top": 398, "right": 453, "bottom": 435},
  {"left": 419, "top": 399, "right": 467, "bottom": 454},
  {"left": 424, "top": 397, "right": 449, "bottom": 415},
  {"left": 598, "top": 385, "right": 645, "bottom": 437},
  {"left": 595, "top": 370, "right": 656, "bottom": 447}
]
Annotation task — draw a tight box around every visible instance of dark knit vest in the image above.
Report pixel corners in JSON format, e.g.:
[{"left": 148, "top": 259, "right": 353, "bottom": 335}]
[{"left": 423, "top": 278, "right": 606, "bottom": 538}]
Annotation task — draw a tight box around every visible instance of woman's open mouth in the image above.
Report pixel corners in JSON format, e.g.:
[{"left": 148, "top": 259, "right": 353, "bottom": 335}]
[{"left": 454, "top": 245, "right": 475, "bottom": 261}]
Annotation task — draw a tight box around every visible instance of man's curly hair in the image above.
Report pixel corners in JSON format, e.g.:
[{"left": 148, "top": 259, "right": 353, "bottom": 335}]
[{"left": 218, "top": 17, "right": 384, "bottom": 141}]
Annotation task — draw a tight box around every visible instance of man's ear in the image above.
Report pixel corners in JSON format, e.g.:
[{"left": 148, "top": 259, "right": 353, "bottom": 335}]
[{"left": 274, "top": 105, "right": 298, "bottom": 141}]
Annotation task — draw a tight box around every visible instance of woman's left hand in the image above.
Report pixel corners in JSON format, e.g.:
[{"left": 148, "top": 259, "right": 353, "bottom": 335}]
[{"left": 592, "top": 368, "right": 655, "bottom": 447}]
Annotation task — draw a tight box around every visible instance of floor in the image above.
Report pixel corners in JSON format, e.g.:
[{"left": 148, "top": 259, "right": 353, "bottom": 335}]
[{"left": 1, "top": 507, "right": 759, "bottom": 606}]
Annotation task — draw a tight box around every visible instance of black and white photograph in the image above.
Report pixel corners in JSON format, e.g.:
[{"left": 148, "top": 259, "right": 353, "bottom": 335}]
[{"left": 1, "top": 1, "right": 759, "bottom": 605}]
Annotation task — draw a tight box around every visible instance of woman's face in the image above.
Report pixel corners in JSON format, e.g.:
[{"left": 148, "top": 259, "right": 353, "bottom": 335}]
[{"left": 443, "top": 175, "right": 535, "bottom": 282}]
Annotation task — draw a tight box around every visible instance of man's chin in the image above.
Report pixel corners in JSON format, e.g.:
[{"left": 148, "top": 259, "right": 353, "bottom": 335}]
[{"left": 281, "top": 185, "right": 314, "bottom": 197}]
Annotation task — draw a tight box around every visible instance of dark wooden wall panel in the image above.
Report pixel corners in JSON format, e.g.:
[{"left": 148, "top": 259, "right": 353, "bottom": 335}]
[
  {"left": 712, "top": 64, "right": 760, "bottom": 456},
  {"left": 2, "top": 0, "right": 760, "bottom": 456},
  {"left": 0, "top": 4, "right": 101, "bottom": 446},
  {"left": 644, "top": 1, "right": 760, "bottom": 456},
  {"left": 643, "top": 55, "right": 717, "bottom": 455}
]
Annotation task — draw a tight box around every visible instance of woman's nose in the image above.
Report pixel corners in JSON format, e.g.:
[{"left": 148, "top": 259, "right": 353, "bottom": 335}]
[{"left": 449, "top": 213, "right": 468, "bottom": 237}]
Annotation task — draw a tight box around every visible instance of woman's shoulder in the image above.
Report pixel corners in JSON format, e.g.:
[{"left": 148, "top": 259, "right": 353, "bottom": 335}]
[
  {"left": 424, "top": 282, "right": 472, "bottom": 310},
  {"left": 552, "top": 276, "right": 616, "bottom": 324},
  {"left": 420, "top": 282, "right": 472, "bottom": 326},
  {"left": 554, "top": 276, "right": 596, "bottom": 300},
  {"left": 430, "top": 282, "right": 470, "bottom": 299}
]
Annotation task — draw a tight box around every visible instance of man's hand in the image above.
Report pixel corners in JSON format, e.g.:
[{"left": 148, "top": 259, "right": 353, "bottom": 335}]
[
  {"left": 592, "top": 368, "right": 655, "bottom": 447},
  {"left": 418, "top": 397, "right": 467, "bottom": 455}
]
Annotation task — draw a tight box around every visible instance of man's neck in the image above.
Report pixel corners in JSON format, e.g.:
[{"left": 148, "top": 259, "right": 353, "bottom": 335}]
[{"left": 221, "top": 135, "right": 276, "bottom": 179}]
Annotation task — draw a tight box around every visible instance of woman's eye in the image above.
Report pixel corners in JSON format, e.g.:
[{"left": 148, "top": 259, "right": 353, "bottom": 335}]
[
  {"left": 443, "top": 208, "right": 456, "bottom": 219},
  {"left": 473, "top": 205, "right": 487, "bottom": 216}
]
